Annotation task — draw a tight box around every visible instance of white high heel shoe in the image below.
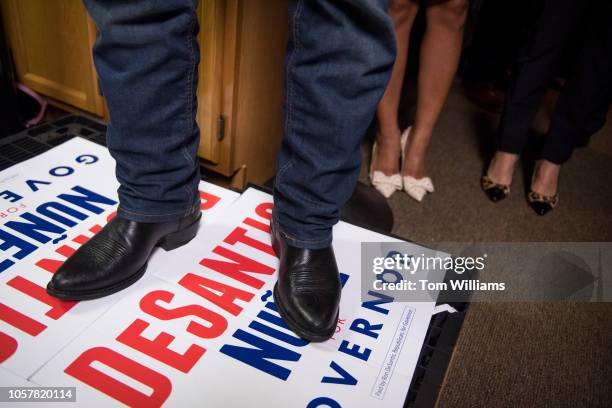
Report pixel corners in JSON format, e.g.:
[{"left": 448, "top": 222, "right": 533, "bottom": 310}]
[
  {"left": 401, "top": 127, "right": 434, "bottom": 202},
  {"left": 369, "top": 132, "right": 406, "bottom": 198}
]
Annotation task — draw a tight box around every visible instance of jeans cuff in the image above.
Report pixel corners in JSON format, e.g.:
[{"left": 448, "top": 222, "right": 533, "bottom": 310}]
[
  {"left": 272, "top": 217, "right": 332, "bottom": 250},
  {"left": 117, "top": 200, "right": 200, "bottom": 223}
]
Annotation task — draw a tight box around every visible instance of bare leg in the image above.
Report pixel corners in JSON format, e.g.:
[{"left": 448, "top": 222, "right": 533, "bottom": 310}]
[
  {"left": 531, "top": 159, "right": 561, "bottom": 196},
  {"left": 373, "top": 0, "right": 420, "bottom": 176},
  {"left": 487, "top": 151, "right": 519, "bottom": 186},
  {"left": 403, "top": 0, "right": 468, "bottom": 178}
]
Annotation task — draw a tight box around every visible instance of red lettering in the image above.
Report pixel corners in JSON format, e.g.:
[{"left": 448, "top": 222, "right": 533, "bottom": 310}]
[
  {"left": 0, "top": 331, "right": 18, "bottom": 362},
  {"left": 72, "top": 222, "right": 105, "bottom": 244},
  {"left": 224, "top": 227, "right": 275, "bottom": 256},
  {"left": 72, "top": 234, "right": 89, "bottom": 245},
  {"left": 55, "top": 245, "right": 76, "bottom": 258},
  {"left": 200, "top": 246, "right": 274, "bottom": 289},
  {"left": 90, "top": 224, "right": 103, "bottom": 233},
  {"left": 65, "top": 347, "right": 171, "bottom": 407},
  {"left": 243, "top": 217, "right": 270, "bottom": 233},
  {"left": 35, "top": 258, "right": 62, "bottom": 273},
  {"left": 0, "top": 303, "right": 46, "bottom": 336},
  {"left": 6, "top": 276, "right": 76, "bottom": 319},
  {"left": 117, "top": 319, "right": 205, "bottom": 374},
  {"left": 199, "top": 191, "right": 221, "bottom": 211},
  {"left": 179, "top": 273, "right": 254, "bottom": 316},
  {"left": 255, "top": 202, "right": 273, "bottom": 221},
  {"left": 140, "top": 290, "right": 227, "bottom": 339}
]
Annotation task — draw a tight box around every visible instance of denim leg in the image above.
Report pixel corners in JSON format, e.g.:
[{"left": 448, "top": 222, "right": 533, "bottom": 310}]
[
  {"left": 83, "top": 0, "right": 201, "bottom": 223},
  {"left": 273, "top": 0, "right": 395, "bottom": 249}
]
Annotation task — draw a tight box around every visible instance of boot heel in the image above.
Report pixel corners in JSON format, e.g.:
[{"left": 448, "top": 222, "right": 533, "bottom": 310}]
[{"left": 158, "top": 214, "right": 201, "bottom": 251}]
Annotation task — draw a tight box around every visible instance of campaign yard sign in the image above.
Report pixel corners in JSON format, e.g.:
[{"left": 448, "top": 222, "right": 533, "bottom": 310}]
[
  {"left": 1, "top": 139, "right": 439, "bottom": 407},
  {"left": 0, "top": 138, "right": 239, "bottom": 380}
]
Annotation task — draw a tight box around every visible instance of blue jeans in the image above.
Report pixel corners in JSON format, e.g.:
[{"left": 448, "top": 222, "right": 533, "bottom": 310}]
[{"left": 84, "top": 0, "right": 395, "bottom": 247}]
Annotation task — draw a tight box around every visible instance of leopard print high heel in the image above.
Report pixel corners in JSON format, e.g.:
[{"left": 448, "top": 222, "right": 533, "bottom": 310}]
[
  {"left": 526, "top": 190, "right": 559, "bottom": 215},
  {"left": 480, "top": 175, "right": 510, "bottom": 202},
  {"left": 527, "top": 160, "right": 560, "bottom": 215}
]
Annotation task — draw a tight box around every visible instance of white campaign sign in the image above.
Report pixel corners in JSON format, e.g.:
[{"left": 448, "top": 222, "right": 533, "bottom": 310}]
[
  {"left": 1, "top": 139, "right": 438, "bottom": 408},
  {"left": 0, "top": 138, "right": 239, "bottom": 381}
]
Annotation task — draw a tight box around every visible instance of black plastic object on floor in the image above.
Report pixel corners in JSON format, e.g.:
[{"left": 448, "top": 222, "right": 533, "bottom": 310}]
[
  {"left": 405, "top": 303, "right": 468, "bottom": 408},
  {"left": 0, "top": 115, "right": 107, "bottom": 171},
  {"left": 341, "top": 181, "right": 394, "bottom": 233}
]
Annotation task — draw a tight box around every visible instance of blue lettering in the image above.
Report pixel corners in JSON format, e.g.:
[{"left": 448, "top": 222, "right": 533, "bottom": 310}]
[
  {"left": 362, "top": 290, "right": 393, "bottom": 315},
  {"left": 378, "top": 269, "right": 403, "bottom": 285},
  {"left": 220, "top": 329, "right": 301, "bottom": 381},
  {"left": 0, "top": 259, "right": 14, "bottom": 273},
  {"left": 258, "top": 308, "right": 292, "bottom": 330},
  {"left": 49, "top": 166, "right": 74, "bottom": 177},
  {"left": 0, "top": 190, "right": 22, "bottom": 203},
  {"left": 321, "top": 361, "right": 357, "bottom": 385},
  {"left": 307, "top": 397, "right": 341, "bottom": 408},
  {"left": 37, "top": 202, "right": 88, "bottom": 227},
  {"left": 76, "top": 154, "right": 98, "bottom": 164},
  {"left": 58, "top": 186, "right": 117, "bottom": 214},
  {"left": 350, "top": 318, "right": 382, "bottom": 339},
  {"left": 25, "top": 180, "right": 52, "bottom": 192},
  {"left": 338, "top": 340, "right": 371, "bottom": 362},
  {"left": 0, "top": 229, "right": 37, "bottom": 272},
  {"left": 249, "top": 320, "right": 308, "bottom": 347},
  {"left": 5, "top": 213, "right": 65, "bottom": 244}
]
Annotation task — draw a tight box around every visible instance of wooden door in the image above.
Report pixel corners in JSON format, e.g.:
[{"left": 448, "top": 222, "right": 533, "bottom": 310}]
[
  {"left": 196, "top": 0, "right": 227, "bottom": 164},
  {"left": 1, "top": 0, "right": 105, "bottom": 116}
]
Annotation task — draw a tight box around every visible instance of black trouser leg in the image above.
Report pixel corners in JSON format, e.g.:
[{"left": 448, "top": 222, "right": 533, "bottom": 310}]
[
  {"left": 541, "top": 0, "right": 612, "bottom": 164},
  {"left": 497, "top": 0, "right": 584, "bottom": 154}
]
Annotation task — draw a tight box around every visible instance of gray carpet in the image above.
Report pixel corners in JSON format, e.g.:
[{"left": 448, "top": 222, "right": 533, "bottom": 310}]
[{"left": 359, "top": 85, "right": 612, "bottom": 407}]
